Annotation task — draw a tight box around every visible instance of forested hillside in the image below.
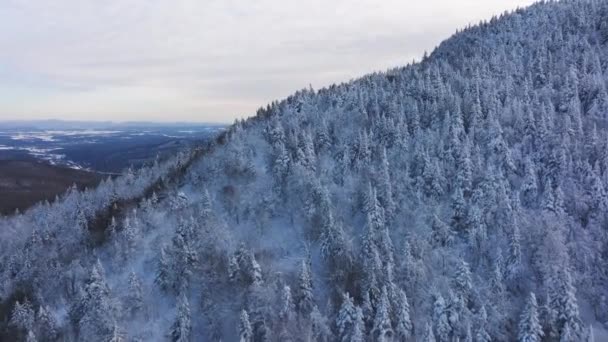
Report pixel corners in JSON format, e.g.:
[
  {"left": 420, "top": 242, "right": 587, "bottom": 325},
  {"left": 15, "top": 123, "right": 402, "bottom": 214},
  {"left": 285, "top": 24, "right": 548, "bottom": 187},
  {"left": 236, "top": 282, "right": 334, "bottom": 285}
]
[{"left": 2, "top": 0, "right": 608, "bottom": 341}]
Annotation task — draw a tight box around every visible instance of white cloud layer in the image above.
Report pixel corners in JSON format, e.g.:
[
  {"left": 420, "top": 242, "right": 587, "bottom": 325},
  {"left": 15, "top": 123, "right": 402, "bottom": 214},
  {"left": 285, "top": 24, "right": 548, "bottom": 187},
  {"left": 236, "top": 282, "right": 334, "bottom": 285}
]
[{"left": 0, "top": 0, "right": 536, "bottom": 122}]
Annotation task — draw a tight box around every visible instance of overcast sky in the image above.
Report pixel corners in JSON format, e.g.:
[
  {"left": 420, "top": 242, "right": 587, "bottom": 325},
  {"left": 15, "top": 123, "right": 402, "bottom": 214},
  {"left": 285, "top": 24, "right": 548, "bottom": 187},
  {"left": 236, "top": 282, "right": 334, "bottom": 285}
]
[{"left": 0, "top": 0, "right": 536, "bottom": 123}]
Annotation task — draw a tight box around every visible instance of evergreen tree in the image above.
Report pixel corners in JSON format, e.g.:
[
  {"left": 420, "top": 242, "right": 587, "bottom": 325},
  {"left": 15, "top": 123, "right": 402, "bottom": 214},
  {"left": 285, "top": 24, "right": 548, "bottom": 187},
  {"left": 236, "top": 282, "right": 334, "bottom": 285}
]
[
  {"left": 372, "top": 286, "right": 393, "bottom": 342},
  {"left": 125, "top": 271, "right": 144, "bottom": 317},
  {"left": 392, "top": 286, "right": 413, "bottom": 341},
  {"left": 78, "top": 261, "right": 116, "bottom": 341},
  {"left": 453, "top": 259, "right": 472, "bottom": 304},
  {"left": 431, "top": 214, "right": 454, "bottom": 247},
  {"left": 170, "top": 294, "right": 192, "bottom": 342},
  {"left": 279, "top": 285, "right": 296, "bottom": 323},
  {"left": 507, "top": 223, "right": 522, "bottom": 279},
  {"left": 155, "top": 245, "right": 171, "bottom": 293},
  {"left": 475, "top": 306, "right": 491, "bottom": 342},
  {"left": 518, "top": 292, "right": 543, "bottom": 342},
  {"left": 378, "top": 147, "right": 396, "bottom": 219},
  {"left": 423, "top": 322, "right": 437, "bottom": 342},
  {"left": 336, "top": 292, "right": 357, "bottom": 342},
  {"left": 295, "top": 259, "right": 315, "bottom": 318},
  {"left": 311, "top": 307, "right": 331, "bottom": 342},
  {"left": 451, "top": 188, "right": 467, "bottom": 231},
  {"left": 10, "top": 300, "right": 34, "bottom": 333},
  {"left": 239, "top": 309, "right": 253, "bottom": 342},
  {"left": 351, "top": 307, "right": 366, "bottom": 342},
  {"left": 550, "top": 271, "right": 584, "bottom": 341},
  {"left": 433, "top": 295, "right": 451, "bottom": 342},
  {"left": 36, "top": 305, "right": 58, "bottom": 341},
  {"left": 522, "top": 158, "right": 539, "bottom": 207}
]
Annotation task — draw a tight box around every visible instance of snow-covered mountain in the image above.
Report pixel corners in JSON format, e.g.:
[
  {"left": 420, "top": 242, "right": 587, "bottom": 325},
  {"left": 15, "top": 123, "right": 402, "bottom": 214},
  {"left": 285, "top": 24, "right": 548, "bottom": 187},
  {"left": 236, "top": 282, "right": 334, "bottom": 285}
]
[{"left": 2, "top": 0, "right": 608, "bottom": 341}]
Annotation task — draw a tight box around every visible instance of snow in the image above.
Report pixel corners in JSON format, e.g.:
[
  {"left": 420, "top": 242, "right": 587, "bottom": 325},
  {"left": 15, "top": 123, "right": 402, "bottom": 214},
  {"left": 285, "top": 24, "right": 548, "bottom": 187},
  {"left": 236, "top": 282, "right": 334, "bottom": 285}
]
[{"left": 1, "top": 1, "right": 608, "bottom": 341}]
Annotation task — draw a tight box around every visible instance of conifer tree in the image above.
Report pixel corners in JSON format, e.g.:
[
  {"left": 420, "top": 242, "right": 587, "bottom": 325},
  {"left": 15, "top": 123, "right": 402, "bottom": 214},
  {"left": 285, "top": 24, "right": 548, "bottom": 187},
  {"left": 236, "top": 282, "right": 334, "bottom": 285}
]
[
  {"left": 239, "top": 309, "right": 253, "bottom": 342},
  {"left": 475, "top": 306, "right": 491, "bottom": 342},
  {"left": 126, "top": 271, "right": 144, "bottom": 317},
  {"left": 423, "top": 322, "right": 437, "bottom": 342},
  {"left": 155, "top": 245, "right": 171, "bottom": 293},
  {"left": 392, "top": 286, "right": 413, "bottom": 341},
  {"left": 351, "top": 307, "right": 366, "bottom": 342},
  {"left": 373, "top": 286, "right": 393, "bottom": 342},
  {"left": 518, "top": 292, "right": 543, "bottom": 342},
  {"left": 78, "top": 261, "right": 116, "bottom": 341},
  {"left": 170, "top": 294, "right": 192, "bottom": 342},
  {"left": 336, "top": 292, "right": 357, "bottom": 342},
  {"left": 10, "top": 300, "right": 34, "bottom": 333},
  {"left": 453, "top": 259, "right": 472, "bottom": 304},
  {"left": 36, "top": 305, "right": 58, "bottom": 341},
  {"left": 433, "top": 295, "right": 451, "bottom": 342},
  {"left": 295, "top": 259, "right": 315, "bottom": 318}
]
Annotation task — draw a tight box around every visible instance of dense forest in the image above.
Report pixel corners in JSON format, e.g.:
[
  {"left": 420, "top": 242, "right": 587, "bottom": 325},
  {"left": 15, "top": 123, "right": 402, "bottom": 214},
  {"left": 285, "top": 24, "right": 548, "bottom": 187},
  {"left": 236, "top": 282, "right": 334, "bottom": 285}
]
[{"left": 2, "top": 0, "right": 608, "bottom": 340}]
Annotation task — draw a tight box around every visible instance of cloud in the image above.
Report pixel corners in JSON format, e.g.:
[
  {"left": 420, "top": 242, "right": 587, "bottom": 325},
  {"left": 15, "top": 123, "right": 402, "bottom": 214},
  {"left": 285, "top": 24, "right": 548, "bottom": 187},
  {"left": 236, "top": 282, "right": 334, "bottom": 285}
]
[{"left": 0, "top": 0, "right": 536, "bottom": 122}]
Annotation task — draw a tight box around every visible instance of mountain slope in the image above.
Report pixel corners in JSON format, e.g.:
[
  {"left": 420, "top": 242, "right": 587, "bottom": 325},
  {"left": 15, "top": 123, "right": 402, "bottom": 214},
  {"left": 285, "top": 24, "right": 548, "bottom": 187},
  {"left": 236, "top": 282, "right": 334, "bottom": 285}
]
[{"left": 2, "top": 0, "right": 608, "bottom": 341}]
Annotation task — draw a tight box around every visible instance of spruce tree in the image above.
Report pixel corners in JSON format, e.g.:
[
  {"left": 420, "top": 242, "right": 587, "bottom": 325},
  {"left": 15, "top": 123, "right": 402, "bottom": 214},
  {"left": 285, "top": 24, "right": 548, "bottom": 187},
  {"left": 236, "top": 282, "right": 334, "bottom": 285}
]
[
  {"left": 295, "top": 259, "right": 315, "bottom": 318},
  {"left": 239, "top": 309, "right": 253, "bottom": 342},
  {"left": 518, "top": 292, "right": 543, "bottom": 342},
  {"left": 336, "top": 292, "right": 357, "bottom": 342},
  {"left": 170, "top": 294, "right": 192, "bottom": 342},
  {"left": 372, "top": 287, "right": 393, "bottom": 342}
]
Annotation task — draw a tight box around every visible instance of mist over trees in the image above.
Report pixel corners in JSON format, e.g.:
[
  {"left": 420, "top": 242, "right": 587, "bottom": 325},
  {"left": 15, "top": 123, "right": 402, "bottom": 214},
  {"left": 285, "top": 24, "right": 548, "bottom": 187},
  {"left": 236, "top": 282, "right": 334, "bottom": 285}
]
[{"left": 1, "top": 0, "right": 608, "bottom": 340}]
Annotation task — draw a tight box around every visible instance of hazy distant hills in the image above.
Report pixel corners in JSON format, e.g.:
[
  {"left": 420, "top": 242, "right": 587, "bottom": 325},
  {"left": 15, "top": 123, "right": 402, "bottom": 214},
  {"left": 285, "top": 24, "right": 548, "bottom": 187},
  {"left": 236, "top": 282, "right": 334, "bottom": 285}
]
[
  {"left": 0, "top": 121, "right": 224, "bottom": 214},
  {"left": 0, "top": 121, "right": 225, "bottom": 172}
]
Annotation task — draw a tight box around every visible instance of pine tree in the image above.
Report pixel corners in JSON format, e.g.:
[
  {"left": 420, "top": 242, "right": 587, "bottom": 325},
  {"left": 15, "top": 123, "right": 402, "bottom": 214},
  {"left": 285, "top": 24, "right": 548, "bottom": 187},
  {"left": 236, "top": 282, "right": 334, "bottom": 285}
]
[
  {"left": 373, "top": 286, "right": 394, "bottom": 341},
  {"left": 392, "top": 286, "right": 413, "bottom": 341},
  {"left": 433, "top": 295, "right": 451, "bottom": 342},
  {"left": 361, "top": 222, "right": 381, "bottom": 303},
  {"left": 522, "top": 158, "right": 539, "bottom": 207},
  {"left": 239, "top": 309, "right": 253, "bottom": 342},
  {"left": 272, "top": 141, "right": 291, "bottom": 187},
  {"left": 295, "top": 259, "right": 315, "bottom": 318},
  {"left": 490, "top": 253, "right": 505, "bottom": 297},
  {"left": 10, "top": 299, "right": 34, "bottom": 332},
  {"left": 507, "top": 223, "right": 522, "bottom": 279},
  {"left": 351, "top": 307, "right": 366, "bottom": 342},
  {"left": 378, "top": 147, "right": 396, "bottom": 219},
  {"left": 311, "top": 307, "right": 331, "bottom": 342},
  {"left": 475, "top": 306, "right": 491, "bottom": 342},
  {"left": 36, "top": 305, "right": 58, "bottom": 341},
  {"left": 453, "top": 259, "right": 472, "bottom": 304},
  {"left": 451, "top": 188, "right": 467, "bottom": 231},
  {"left": 170, "top": 294, "right": 192, "bottom": 342},
  {"left": 126, "top": 271, "right": 145, "bottom": 317},
  {"left": 336, "top": 292, "right": 357, "bottom": 342},
  {"left": 423, "top": 322, "right": 437, "bottom": 342},
  {"left": 556, "top": 272, "right": 584, "bottom": 341},
  {"left": 279, "top": 285, "right": 296, "bottom": 323},
  {"left": 78, "top": 261, "right": 116, "bottom": 341},
  {"left": 518, "top": 292, "right": 543, "bottom": 342},
  {"left": 155, "top": 245, "right": 171, "bottom": 292},
  {"left": 431, "top": 214, "right": 454, "bottom": 247}
]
